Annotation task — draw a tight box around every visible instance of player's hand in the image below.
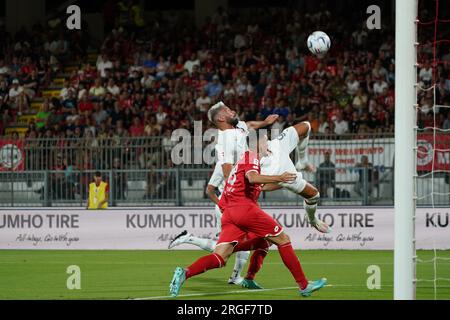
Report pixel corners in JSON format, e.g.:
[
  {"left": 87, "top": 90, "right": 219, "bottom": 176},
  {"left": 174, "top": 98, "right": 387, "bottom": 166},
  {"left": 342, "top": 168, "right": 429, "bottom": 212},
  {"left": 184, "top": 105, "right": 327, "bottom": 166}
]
[
  {"left": 264, "top": 114, "right": 279, "bottom": 125},
  {"left": 296, "top": 162, "right": 316, "bottom": 173},
  {"left": 279, "top": 172, "right": 297, "bottom": 183},
  {"left": 304, "top": 163, "right": 317, "bottom": 173}
]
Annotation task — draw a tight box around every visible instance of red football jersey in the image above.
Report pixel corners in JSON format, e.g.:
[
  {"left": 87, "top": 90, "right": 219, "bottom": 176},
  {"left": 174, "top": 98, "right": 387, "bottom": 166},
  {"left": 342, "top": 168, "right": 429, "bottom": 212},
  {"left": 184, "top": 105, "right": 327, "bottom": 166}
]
[{"left": 219, "top": 151, "right": 262, "bottom": 210}]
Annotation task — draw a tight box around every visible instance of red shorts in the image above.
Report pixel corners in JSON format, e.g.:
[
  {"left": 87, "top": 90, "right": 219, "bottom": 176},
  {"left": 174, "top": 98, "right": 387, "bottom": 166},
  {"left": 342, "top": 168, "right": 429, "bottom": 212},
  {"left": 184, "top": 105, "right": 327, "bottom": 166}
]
[{"left": 217, "top": 203, "right": 283, "bottom": 246}]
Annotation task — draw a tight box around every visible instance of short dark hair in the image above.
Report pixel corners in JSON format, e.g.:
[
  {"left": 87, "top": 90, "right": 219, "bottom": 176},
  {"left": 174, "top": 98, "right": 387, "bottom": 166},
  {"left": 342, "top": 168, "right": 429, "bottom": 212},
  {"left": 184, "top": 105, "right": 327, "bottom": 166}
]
[{"left": 94, "top": 171, "right": 102, "bottom": 177}]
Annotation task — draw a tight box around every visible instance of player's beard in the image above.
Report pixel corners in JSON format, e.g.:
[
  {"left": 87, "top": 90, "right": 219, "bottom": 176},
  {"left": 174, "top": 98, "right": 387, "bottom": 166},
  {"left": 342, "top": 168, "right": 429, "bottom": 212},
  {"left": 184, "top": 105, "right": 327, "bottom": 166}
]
[{"left": 228, "top": 115, "right": 239, "bottom": 127}]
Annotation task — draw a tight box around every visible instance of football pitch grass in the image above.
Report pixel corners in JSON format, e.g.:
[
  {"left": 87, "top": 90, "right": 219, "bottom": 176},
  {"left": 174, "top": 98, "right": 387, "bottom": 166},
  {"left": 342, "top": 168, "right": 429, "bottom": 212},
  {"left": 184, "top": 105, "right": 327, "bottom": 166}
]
[{"left": 0, "top": 250, "right": 449, "bottom": 300}]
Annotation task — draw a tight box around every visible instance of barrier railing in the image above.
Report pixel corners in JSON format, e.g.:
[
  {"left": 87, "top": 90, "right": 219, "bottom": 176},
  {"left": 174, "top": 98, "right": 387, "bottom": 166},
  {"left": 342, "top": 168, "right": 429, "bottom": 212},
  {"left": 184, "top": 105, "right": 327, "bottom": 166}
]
[
  {"left": 1, "top": 133, "right": 396, "bottom": 172},
  {"left": 0, "top": 133, "right": 447, "bottom": 206},
  {"left": 0, "top": 167, "right": 395, "bottom": 207}
]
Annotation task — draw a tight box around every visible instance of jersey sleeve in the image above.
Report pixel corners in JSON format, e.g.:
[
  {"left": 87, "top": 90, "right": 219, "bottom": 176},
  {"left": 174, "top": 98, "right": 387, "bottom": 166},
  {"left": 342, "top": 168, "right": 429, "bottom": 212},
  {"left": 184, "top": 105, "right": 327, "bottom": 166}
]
[
  {"left": 208, "top": 162, "right": 224, "bottom": 187},
  {"left": 243, "top": 151, "right": 260, "bottom": 176},
  {"left": 237, "top": 121, "right": 248, "bottom": 131},
  {"left": 215, "top": 143, "right": 225, "bottom": 163},
  {"left": 217, "top": 130, "right": 237, "bottom": 164}
]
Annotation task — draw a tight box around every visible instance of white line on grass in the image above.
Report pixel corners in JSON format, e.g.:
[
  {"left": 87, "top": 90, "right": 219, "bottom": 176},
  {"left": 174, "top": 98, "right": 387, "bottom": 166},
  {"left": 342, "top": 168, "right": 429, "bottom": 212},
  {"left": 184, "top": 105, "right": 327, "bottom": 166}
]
[
  {"left": 131, "top": 287, "right": 297, "bottom": 300},
  {"left": 129, "top": 284, "right": 375, "bottom": 300}
]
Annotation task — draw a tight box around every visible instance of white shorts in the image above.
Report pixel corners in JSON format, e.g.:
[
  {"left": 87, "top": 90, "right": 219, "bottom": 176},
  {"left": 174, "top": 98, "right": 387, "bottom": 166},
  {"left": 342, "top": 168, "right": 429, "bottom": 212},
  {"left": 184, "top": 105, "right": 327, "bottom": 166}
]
[
  {"left": 271, "top": 126, "right": 300, "bottom": 153},
  {"left": 260, "top": 127, "right": 307, "bottom": 194}
]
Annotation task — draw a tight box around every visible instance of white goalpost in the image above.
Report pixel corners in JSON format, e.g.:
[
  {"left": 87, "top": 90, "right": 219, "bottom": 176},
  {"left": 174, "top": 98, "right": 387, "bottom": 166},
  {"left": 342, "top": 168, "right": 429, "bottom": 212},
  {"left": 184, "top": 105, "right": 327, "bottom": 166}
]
[{"left": 394, "top": 0, "right": 418, "bottom": 300}]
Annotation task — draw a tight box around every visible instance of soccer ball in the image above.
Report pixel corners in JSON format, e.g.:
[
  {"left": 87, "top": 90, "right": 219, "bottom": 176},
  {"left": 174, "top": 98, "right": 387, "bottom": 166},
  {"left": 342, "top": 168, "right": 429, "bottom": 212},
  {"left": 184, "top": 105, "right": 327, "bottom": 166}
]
[{"left": 307, "top": 31, "right": 331, "bottom": 55}]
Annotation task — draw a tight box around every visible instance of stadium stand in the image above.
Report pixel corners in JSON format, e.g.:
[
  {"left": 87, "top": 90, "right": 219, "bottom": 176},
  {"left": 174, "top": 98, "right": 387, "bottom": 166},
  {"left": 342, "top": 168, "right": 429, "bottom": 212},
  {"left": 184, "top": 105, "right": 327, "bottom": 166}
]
[{"left": 0, "top": 2, "right": 448, "bottom": 207}]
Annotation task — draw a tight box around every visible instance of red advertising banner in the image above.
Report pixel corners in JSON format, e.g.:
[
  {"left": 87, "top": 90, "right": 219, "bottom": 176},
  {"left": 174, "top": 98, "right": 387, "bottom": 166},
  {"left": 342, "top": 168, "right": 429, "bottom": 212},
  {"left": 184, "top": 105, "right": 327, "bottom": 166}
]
[
  {"left": 309, "top": 137, "right": 394, "bottom": 182},
  {"left": 0, "top": 139, "right": 25, "bottom": 171},
  {"left": 417, "top": 133, "right": 450, "bottom": 171}
]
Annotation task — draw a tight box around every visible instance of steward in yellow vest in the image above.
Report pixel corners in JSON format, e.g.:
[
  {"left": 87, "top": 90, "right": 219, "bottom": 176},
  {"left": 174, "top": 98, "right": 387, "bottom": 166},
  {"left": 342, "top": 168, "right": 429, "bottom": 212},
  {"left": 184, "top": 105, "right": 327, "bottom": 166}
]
[{"left": 87, "top": 172, "right": 109, "bottom": 209}]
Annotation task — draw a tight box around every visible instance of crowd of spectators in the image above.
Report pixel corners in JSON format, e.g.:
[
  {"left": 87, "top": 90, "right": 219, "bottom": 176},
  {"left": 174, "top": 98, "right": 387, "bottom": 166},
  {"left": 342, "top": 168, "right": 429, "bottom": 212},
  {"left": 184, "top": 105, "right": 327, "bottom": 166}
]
[
  {"left": 0, "top": 18, "right": 88, "bottom": 134},
  {"left": 0, "top": 3, "right": 448, "bottom": 143},
  {"left": 0, "top": 3, "right": 448, "bottom": 174},
  {"left": 0, "top": 1, "right": 447, "bottom": 203}
]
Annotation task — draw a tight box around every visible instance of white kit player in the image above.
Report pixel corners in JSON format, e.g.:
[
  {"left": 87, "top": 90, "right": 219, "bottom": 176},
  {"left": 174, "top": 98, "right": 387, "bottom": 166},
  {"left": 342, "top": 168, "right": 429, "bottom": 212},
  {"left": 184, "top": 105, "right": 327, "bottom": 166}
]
[
  {"left": 169, "top": 101, "right": 331, "bottom": 286},
  {"left": 208, "top": 101, "right": 331, "bottom": 231}
]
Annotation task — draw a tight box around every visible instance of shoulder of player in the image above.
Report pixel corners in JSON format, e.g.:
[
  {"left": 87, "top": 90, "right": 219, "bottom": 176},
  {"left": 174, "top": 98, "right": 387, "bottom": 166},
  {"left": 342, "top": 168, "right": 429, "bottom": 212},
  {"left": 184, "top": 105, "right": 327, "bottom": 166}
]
[{"left": 237, "top": 121, "right": 249, "bottom": 131}]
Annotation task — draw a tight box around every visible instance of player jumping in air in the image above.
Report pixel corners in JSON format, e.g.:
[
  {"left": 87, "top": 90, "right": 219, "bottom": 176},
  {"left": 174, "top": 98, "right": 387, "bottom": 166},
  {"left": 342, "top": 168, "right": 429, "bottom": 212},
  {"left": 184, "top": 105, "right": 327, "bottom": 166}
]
[
  {"left": 169, "top": 136, "right": 327, "bottom": 298},
  {"left": 209, "top": 102, "right": 330, "bottom": 234},
  {"left": 168, "top": 102, "right": 330, "bottom": 285}
]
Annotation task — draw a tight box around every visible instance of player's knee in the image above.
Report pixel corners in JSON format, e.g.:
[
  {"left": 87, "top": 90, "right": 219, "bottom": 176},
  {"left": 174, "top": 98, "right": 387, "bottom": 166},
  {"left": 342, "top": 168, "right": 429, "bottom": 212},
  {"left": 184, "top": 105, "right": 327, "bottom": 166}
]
[
  {"left": 281, "top": 233, "right": 291, "bottom": 245},
  {"left": 297, "top": 121, "right": 311, "bottom": 138},
  {"left": 275, "top": 232, "right": 290, "bottom": 245},
  {"left": 301, "top": 183, "right": 319, "bottom": 199},
  {"left": 301, "top": 121, "right": 311, "bottom": 130}
]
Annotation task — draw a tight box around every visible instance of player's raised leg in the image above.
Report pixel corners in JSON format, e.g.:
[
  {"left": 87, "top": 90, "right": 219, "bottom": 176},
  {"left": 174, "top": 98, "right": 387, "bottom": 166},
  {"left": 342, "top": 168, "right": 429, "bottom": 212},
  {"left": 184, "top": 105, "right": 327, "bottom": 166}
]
[
  {"left": 292, "top": 121, "right": 315, "bottom": 172},
  {"left": 265, "top": 122, "right": 330, "bottom": 233},
  {"left": 168, "top": 230, "right": 216, "bottom": 252},
  {"left": 276, "top": 167, "right": 331, "bottom": 233},
  {"left": 301, "top": 183, "right": 331, "bottom": 233}
]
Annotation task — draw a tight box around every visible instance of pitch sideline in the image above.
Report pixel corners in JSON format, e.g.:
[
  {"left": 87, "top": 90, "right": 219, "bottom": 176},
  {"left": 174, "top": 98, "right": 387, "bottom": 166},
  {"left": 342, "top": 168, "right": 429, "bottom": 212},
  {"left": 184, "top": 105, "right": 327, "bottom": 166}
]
[{"left": 130, "top": 284, "right": 386, "bottom": 300}]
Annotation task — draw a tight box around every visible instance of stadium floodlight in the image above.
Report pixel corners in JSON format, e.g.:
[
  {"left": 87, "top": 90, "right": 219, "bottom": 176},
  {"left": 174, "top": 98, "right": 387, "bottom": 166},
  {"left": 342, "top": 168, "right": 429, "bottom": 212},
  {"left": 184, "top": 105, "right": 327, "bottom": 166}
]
[{"left": 394, "top": 0, "right": 417, "bottom": 300}]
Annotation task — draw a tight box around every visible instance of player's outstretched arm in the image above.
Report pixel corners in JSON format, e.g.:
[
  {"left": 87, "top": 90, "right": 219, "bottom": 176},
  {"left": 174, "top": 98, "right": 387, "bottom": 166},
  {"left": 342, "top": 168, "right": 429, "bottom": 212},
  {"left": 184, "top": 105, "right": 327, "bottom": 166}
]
[
  {"left": 246, "top": 114, "right": 279, "bottom": 130},
  {"left": 246, "top": 171, "right": 296, "bottom": 184}
]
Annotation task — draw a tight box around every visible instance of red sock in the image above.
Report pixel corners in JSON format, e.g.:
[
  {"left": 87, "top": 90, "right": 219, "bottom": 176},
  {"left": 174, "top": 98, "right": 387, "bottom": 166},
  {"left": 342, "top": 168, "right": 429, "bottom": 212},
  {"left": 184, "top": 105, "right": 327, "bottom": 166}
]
[
  {"left": 185, "top": 253, "right": 225, "bottom": 279},
  {"left": 277, "top": 242, "right": 308, "bottom": 290},
  {"left": 246, "top": 249, "right": 268, "bottom": 280}
]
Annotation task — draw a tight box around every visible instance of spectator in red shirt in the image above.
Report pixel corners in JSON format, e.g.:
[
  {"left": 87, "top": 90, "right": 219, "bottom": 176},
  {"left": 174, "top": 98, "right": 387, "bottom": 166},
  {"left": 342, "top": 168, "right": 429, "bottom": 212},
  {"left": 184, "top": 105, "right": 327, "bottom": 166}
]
[
  {"left": 129, "top": 116, "right": 144, "bottom": 137},
  {"left": 78, "top": 95, "right": 94, "bottom": 113}
]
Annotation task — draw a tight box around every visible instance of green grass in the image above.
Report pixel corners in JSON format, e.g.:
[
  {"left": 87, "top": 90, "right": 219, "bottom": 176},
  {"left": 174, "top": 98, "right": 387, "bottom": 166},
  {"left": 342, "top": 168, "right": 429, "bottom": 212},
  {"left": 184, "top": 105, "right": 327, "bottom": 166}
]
[{"left": 0, "top": 250, "right": 449, "bottom": 300}]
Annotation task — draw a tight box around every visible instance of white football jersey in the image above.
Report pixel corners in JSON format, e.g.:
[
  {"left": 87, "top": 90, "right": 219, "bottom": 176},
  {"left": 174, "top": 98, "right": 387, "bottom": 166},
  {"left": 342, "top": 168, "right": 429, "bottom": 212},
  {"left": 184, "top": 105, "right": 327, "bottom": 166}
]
[{"left": 215, "top": 121, "right": 249, "bottom": 165}]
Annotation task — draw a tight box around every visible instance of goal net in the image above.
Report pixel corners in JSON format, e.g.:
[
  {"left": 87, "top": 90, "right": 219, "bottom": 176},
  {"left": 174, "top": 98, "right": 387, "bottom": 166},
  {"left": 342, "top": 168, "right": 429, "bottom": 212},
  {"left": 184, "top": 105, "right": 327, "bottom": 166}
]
[{"left": 413, "top": 0, "right": 450, "bottom": 300}]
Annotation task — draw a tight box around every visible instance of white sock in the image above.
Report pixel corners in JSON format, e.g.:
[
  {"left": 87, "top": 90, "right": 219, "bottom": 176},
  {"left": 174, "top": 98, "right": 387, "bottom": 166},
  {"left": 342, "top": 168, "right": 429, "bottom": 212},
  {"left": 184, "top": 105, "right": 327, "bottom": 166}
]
[
  {"left": 230, "top": 251, "right": 250, "bottom": 280},
  {"left": 185, "top": 236, "right": 217, "bottom": 253},
  {"left": 304, "top": 199, "right": 317, "bottom": 223}
]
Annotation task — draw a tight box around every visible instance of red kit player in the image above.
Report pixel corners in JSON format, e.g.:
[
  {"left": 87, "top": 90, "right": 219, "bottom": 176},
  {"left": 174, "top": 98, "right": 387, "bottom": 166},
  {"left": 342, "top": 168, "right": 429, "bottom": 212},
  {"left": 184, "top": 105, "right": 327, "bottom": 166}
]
[{"left": 169, "top": 135, "right": 327, "bottom": 298}]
